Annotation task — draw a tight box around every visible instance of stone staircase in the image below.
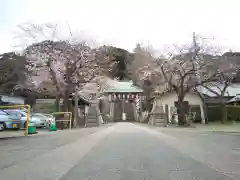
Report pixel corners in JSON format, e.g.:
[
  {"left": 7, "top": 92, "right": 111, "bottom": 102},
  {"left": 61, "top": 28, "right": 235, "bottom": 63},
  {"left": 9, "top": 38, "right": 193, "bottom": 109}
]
[
  {"left": 86, "top": 103, "right": 99, "bottom": 127},
  {"left": 113, "top": 101, "right": 135, "bottom": 122},
  {"left": 114, "top": 101, "right": 122, "bottom": 122},
  {"left": 124, "top": 102, "right": 135, "bottom": 122}
]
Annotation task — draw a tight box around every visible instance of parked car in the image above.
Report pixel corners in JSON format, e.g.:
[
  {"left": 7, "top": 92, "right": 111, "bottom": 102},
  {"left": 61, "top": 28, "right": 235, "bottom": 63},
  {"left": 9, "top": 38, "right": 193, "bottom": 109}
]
[
  {"left": 31, "top": 113, "right": 48, "bottom": 127},
  {"left": 3, "top": 110, "right": 45, "bottom": 128},
  {"left": 41, "top": 113, "right": 55, "bottom": 128},
  {"left": 3, "top": 109, "right": 31, "bottom": 129},
  {"left": 0, "top": 110, "right": 22, "bottom": 131}
]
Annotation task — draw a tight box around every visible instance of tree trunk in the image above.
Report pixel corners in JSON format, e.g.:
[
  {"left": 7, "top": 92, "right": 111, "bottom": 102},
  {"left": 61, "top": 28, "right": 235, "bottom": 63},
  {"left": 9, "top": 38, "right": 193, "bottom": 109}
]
[
  {"left": 63, "top": 89, "right": 70, "bottom": 111},
  {"left": 55, "top": 94, "right": 61, "bottom": 112},
  {"left": 176, "top": 93, "right": 188, "bottom": 126},
  {"left": 73, "top": 90, "right": 79, "bottom": 128},
  {"left": 178, "top": 100, "right": 187, "bottom": 125},
  {"left": 221, "top": 102, "right": 227, "bottom": 124},
  {"left": 203, "top": 103, "right": 208, "bottom": 124},
  {"left": 196, "top": 90, "right": 208, "bottom": 124}
]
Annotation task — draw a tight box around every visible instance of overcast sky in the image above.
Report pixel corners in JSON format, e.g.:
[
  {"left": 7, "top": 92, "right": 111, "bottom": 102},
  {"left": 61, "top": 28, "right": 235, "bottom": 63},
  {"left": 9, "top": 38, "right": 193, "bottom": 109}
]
[{"left": 0, "top": 0, "right": 239, "bottom": 54}]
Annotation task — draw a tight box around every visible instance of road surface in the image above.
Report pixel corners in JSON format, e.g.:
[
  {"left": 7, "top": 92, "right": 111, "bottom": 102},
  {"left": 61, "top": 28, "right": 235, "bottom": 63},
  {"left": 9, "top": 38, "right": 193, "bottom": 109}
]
[{"left": 0, "top": 123, "right": 239, "bottom": 180}]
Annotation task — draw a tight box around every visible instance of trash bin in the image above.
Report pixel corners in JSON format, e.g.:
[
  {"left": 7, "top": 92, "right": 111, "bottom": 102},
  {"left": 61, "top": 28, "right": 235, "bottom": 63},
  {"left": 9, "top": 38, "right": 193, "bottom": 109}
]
[
  {"left": 49, "top": 118, "right": 57, "bottom": 131},
  {"left": 28, "top": 122, "right": 36, "bottom": 134}
]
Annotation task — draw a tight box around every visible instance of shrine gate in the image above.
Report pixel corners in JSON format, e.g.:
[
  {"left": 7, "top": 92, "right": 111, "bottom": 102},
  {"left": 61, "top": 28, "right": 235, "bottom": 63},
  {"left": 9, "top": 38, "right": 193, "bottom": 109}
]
[{"left": 104, "top": 81, "right": 143, "bottom": 122}]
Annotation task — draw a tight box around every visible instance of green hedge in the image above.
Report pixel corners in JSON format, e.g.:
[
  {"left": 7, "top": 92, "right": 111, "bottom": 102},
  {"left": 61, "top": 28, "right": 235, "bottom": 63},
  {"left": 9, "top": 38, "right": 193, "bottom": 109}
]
[
  {"left": 207, "top": 106, "right": 222, "bottom": 122},
  {"left": 187, "top": 105, "right": 240, "bottom": 123},
  {"left": 207, "top": 105, "right": 240, "bottom": 122},
  {"left": 190, "top": 106, "right": 202, "bottom": 123},
  {"left": 226, "top": 106, "right": 240, "bottom": 122}
]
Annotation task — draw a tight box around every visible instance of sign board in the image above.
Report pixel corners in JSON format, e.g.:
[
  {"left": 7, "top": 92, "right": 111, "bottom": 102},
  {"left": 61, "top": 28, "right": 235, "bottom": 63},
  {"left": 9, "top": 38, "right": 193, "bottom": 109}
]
[{"left": 122, "top": 113, "right": 126, "bottom": 121}]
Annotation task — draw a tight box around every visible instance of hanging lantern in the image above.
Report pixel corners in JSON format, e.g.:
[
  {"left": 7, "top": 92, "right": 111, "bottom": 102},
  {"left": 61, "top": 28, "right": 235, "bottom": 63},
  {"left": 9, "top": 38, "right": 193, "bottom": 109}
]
[
  {"left": 128, "top": 94, "right": 131, "bottom": 100},
  {"left": 136, "top": 94, "right": 139, "bottom": 99},
  {"left": 132, "top": 94, "right": 136, "bottom": 99}
]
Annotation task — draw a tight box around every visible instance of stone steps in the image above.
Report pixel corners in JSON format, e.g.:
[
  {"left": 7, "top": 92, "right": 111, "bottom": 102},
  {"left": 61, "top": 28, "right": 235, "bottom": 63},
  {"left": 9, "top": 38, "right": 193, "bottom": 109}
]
[
  {"left": 113, "top": 101, "right": 135, "bottom": 122},
  {"left": 86, "top": 105, "right": 98, "bottom": 127}
]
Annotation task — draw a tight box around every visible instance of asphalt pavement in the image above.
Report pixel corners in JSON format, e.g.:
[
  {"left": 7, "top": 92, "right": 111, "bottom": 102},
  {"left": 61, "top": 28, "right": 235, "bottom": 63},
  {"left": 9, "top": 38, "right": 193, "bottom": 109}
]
[{"left": 0, "top": 123, "right": 239, "bottom": 180}]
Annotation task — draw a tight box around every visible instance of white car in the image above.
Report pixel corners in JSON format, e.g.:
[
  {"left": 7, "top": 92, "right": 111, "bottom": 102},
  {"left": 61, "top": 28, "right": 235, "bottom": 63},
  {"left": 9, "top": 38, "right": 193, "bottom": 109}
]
[
  {"left": 30, "top": 113, "right": 47, "bottom": 128},
  {"left": 31, "top": 113, "right": 55, "bottom": 128},
  {"left": 41, "top": 113, "right": 55, "bottom": 128}
]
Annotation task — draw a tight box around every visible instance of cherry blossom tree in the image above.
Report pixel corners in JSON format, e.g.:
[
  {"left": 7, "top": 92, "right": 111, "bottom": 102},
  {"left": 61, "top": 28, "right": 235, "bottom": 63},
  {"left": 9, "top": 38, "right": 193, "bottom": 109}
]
[
  {"left": 17, "top": 23, "right": 102, "bottom": 111},
  {"left": 25, "top": 40, "right": 100, "bottom": 111},
  {"left": 137, "top": 43, "right": 234, "bottom": 125},
  {"left": 201, "top": 58, "right": 239, "bottom": 123}
]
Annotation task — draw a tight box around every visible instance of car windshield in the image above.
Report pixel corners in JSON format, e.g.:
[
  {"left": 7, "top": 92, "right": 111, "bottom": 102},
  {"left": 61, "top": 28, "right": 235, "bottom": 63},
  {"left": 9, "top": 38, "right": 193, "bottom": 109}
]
[
  {"left": 43, "top": 114, "right": 53, "bottom": 118},
  {"left": 3, "top": 110, "right": 25, "bottom": 116},
  {"left": 32, "top": 114, "right": 46, "bottom": 118},
  {"left": 0, "top": 109, "right": 8, "bottom": 115}
]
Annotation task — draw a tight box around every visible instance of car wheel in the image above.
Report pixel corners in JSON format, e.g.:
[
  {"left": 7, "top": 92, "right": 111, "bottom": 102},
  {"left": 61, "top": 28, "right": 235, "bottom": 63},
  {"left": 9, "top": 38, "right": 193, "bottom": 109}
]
[{"left": 0, "top": 122, "right": 6, "bottom": 132}]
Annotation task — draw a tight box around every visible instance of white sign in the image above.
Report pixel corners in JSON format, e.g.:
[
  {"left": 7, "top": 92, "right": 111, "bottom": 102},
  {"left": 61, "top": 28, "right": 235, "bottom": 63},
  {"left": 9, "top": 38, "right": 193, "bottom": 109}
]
[{"left": 122, "top": 113, "right": 126, "bottom": 121}]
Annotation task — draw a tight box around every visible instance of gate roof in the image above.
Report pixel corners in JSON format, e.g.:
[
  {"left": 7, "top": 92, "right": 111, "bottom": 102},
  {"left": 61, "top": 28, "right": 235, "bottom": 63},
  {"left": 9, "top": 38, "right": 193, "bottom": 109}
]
[{"left": 105, "top": 81, "right": 143, "bottom": 93}]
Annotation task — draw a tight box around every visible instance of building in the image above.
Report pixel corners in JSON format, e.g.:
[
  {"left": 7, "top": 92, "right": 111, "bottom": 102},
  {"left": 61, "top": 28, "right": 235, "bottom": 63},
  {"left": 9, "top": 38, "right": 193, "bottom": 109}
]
[
  {"left": 0, "top": 95, "right": 25, "bottom": 105},
  {"left": 104, "top": 81, "right": 143, "bottom": 122},
  {"left": 152, "top": 90, "right": 205, "bottom": 124}
]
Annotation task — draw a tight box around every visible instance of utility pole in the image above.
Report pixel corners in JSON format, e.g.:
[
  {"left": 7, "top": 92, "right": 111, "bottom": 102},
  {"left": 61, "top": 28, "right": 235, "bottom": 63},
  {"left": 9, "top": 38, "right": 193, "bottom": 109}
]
[
  {"left": 192, "top": 32, "right": 206, "bottom": 124},
  {"left": 193, "top": 32, "right": 197, "bottom": 55},
  {"left": 192, "top": 32, "right": 202, "bottom": 85},
  {"left": 66, "top": 20, "right": 79, "bottom": 127},
  {"left": 66, "top": 20, "right": 73, "bottom": 37}
]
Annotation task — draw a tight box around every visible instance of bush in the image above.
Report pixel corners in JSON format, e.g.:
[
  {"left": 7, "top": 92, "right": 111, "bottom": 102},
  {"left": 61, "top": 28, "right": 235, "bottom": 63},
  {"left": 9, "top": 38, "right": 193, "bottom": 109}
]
[
  {"left": 206, "top": 105, "right": 240, "bottom": 122},
  {"left": 190, "top": 106, "right": 201, "bottom": 123},
  {"left": 226, "top": 106, "right": 240, "bottom": 122},
  {"left": 206, "top": 106, "right": 222, "bottom": 122}
]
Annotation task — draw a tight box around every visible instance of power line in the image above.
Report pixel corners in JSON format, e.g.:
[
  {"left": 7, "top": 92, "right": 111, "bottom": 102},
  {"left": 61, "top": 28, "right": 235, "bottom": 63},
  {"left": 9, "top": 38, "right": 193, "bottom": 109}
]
[{"left": 66, "top": 21, "right": 73, "bottom": 37}]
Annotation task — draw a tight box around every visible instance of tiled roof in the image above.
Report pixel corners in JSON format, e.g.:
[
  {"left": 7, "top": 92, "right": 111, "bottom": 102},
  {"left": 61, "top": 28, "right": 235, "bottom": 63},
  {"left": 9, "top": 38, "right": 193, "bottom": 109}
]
[
  {"left": 104, "top": 81, "right": 143, "bottom": 93},
  {"left": 198, "top": 83, "right": 240, "bottom": 97}
]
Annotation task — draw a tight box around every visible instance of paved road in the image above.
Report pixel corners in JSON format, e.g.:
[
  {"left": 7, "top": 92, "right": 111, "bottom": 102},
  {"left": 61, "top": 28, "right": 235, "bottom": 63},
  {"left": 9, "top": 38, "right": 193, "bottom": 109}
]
[
  {"left": 0, "top": 126, "right": 111, "bottom": 171},
  {"left": 0, "top": 123, "right": 239, "bottom": 180}
]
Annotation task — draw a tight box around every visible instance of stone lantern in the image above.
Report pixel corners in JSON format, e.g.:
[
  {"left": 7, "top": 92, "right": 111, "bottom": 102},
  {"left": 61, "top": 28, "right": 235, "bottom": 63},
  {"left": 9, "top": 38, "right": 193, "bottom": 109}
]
[{"left": 150, "top": 102, "right": 167, "bottom": 127}]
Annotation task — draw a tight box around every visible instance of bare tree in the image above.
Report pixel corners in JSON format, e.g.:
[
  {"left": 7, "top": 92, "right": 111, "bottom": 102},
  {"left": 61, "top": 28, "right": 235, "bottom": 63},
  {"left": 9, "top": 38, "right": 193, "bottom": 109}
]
[
  {"left": 138, "top": 42, "right": 228, "bottom": 125},
  {"left": 201, "top": 59, "right": 239, "bottom": 123}
]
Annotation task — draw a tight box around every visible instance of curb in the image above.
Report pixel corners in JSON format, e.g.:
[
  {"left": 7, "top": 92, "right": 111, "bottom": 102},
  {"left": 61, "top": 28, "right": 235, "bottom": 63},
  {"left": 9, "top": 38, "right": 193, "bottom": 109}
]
[{"left": 211, "top": 130, "right": 240, "bottom": 134}]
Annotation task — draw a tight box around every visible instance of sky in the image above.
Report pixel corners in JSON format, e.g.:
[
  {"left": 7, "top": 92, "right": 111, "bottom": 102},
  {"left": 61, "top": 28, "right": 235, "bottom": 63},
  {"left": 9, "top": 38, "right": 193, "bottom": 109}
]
[{"left": 0, "top": 0, "right": 240, "bottom": 54}]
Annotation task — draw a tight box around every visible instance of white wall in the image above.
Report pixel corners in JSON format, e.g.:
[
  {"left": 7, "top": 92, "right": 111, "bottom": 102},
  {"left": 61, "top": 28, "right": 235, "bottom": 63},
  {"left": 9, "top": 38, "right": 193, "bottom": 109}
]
[
  {"left": 156, "top": 92, "right": 202, "bottom": 107},
  {"left": 155, "top": 91, "right": 204, "bottom": 123},
  {"left": 1, "top": 96, "right": 25, "bottom": 104}
]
